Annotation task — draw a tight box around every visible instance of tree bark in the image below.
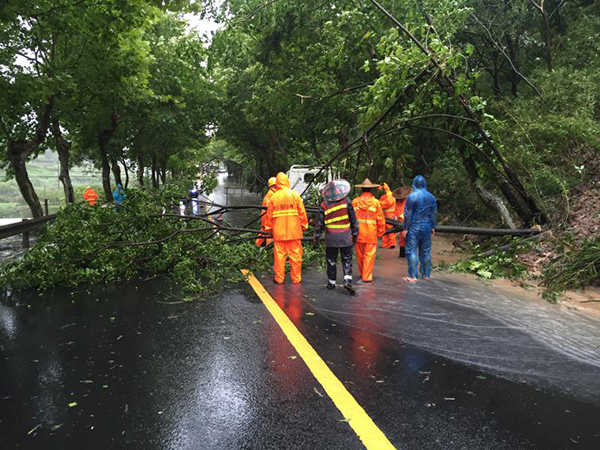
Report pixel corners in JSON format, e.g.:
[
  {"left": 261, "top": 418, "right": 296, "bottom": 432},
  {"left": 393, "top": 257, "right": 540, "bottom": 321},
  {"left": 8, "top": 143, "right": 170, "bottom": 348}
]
[
  {"left": 151, "top": 154, "right": 159, "bottom": 188},
  {"left": 136, "top": 149, "right": 145, "bottom": 187},
  {"left": 110, "top": 156, "right": 123, "bottom": 187},
  {"left": 7, "top": 142, "right": 44, "bottom": 218},
  {"left": 506, "top": 34, "right": 520, "bottom": 97},
  {"left": 98, "top": 110, "right": 119, "bottom": 202},
  {"left": 531, "top": 0, "right": 553, "bottom": 72},
  {"left": 458, "top": 146, "right": 517, "bottom": 228},
  {"left": 5, "top": 98, "right": 54, "bottom": 218},
  {"left": 51, "top": 119, "right": 74, "bottom": 204},
  {"left": 122, "top": 159, "right": 129, "bottom": 189}
]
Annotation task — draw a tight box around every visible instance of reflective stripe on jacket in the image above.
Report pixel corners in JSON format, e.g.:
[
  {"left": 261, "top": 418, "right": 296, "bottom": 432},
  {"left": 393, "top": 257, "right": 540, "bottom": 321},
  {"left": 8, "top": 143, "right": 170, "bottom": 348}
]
[
  {"left": 266, "top": 173, "right": 308, "bottom": 241},
  {"left": 352, "top": 192, "right": 386, "bottom": 244},
  {"left": 315, "top": 197, "right": 358, "bottom": 248}
]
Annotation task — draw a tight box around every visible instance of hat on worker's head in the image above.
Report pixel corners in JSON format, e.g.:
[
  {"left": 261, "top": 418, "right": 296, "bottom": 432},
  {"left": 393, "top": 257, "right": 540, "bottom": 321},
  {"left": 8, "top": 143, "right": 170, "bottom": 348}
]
[
  {"left": 392, "top": 186, "right": 411, "bottom": 200},
  {"left": 323, "top": 179, "right": 351, "bottom": 202},
  {"left": 268, "top": 177, "right": 276, "bottom": 187},
  {"left": 354, "top": 178, "right": 380, "bottom": 189}
]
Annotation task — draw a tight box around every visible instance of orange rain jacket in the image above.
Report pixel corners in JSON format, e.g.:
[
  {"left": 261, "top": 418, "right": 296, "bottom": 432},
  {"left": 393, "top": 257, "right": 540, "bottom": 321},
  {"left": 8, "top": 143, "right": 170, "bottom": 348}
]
[
  {"left": 84, "top": 188, "right": 99, "bottom": 205},
  {"left": 352, "top": 192, "right": 386, "bottom": 244},
  {"left": 265, "top": 173, "right": 308, "bottom": 241},
  {"left": 379, "top": 183, "right": 397, "bottom": 248},
  {"left": 255, "top": 187, "right": 276, "bottom": 246},
  {"left": 379, "top": 183, "right": 397, "bottom": 219}
]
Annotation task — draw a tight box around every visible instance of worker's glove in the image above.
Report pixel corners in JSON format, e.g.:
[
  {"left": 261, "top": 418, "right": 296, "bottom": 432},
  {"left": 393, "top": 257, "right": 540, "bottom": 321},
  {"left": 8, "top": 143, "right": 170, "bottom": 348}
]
[
  {"left": 352, "top": 234, "right": 358, "bottom": 244},
  {"left": 383, "top": 182, "right": 390, "bottom": 193}
]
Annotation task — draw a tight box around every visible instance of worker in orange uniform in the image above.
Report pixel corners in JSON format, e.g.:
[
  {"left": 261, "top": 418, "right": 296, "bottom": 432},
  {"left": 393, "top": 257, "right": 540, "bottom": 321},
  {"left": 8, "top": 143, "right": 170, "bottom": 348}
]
[
  {"left": 256, "top": 177, "right": 277, "bottom": 247},
  {"left": 83, "top": 186, "right": 99, "bottom": 205},
  {"left": 352, "top": 178, "right": 386, "bottom": 283},
  {"left": 393, "top": 186, "right": 411, "bottom": 258},
  {"left": 265, "top": 172, "right": 309, "bottom": 284},
  {"left": 378, "top": 182, "right": 397, "bottom": 249}
]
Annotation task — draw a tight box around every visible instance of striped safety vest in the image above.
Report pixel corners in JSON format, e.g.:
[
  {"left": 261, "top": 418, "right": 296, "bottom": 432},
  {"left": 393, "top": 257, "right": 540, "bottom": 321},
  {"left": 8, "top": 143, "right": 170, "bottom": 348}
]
[{"left": 322, "top": 199, "right": 351, "bottom": 232}]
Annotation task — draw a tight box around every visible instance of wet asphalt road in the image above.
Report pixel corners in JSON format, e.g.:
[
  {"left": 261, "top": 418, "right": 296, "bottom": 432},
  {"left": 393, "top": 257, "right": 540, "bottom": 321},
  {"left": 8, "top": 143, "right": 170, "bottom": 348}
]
[{"left": 2, "top": 254, "right": 600, "bottom": 449}]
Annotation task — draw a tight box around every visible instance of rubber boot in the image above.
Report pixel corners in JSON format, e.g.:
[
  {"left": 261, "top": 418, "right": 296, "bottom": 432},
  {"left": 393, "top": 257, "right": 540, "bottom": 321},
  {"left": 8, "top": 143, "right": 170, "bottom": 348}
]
[{"left": 343, "top": 278, "right": 355, "bottom": 295}]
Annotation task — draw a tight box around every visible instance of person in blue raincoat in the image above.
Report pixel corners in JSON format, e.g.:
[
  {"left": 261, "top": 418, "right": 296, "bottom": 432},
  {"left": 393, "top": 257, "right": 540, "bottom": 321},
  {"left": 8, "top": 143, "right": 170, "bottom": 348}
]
[
  {"left": 402, "top": 175, "right": 437, "bottom": 283},
  {"left": 113, "top": 183, "right": 126, "bottom": 211}
]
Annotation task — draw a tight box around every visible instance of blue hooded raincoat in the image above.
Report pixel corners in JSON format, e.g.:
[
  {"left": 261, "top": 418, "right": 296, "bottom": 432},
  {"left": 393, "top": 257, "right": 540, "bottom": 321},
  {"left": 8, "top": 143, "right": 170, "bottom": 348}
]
[
  {"left": 113, "top": 184, "right": 126, "bottom": 211},
  {"left": 403, "top": 175, "right": 438, "bottom": 278}
]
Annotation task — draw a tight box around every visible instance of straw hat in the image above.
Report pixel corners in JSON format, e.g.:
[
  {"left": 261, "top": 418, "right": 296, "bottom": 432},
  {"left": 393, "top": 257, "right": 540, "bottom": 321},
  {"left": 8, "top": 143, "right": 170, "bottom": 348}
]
[
  {"left": 354, "top": 178, "right": 380, "bottom": 188},
  {"left": 392, "top": 186, "right": 411, "bottom": 200}
]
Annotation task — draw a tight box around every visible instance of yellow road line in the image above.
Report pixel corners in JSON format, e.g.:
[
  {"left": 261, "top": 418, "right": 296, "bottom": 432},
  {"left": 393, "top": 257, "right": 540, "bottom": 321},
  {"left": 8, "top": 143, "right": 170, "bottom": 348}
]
[{"left": 242, "top": 270, "right": 396, "bottom": 450}]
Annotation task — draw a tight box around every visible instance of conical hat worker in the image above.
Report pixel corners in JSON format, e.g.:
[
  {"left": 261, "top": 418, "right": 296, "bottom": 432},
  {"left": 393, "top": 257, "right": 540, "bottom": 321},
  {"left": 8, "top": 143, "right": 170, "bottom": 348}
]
[{"left": 352, "top": 178, "right": 386, "bottom": 282}]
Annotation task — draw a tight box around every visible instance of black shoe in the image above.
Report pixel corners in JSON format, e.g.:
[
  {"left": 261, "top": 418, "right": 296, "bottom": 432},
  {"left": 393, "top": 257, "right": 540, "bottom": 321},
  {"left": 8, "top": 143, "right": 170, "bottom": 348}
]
[
  {"left": 326, "top": 283, "right": 335, "bottom": 290},
  {"left": 343, "top": 280, "right": 356, "bottom": 295},
  {"left": 399, "top": 247, "right": 406, "bottom": 258}
]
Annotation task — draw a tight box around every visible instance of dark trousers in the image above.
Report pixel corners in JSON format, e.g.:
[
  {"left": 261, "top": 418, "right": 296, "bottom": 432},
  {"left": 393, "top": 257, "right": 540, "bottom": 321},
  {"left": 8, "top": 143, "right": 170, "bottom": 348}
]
[{"left": 326, "top": 246, "right": 353, "bottom": 284}]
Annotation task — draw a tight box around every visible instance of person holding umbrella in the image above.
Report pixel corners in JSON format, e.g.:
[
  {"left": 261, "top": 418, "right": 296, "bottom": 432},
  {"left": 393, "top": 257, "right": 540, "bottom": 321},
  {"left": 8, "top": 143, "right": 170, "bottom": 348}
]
[{"left": 314, "top": 179, "right": 359, "bottom": 294}]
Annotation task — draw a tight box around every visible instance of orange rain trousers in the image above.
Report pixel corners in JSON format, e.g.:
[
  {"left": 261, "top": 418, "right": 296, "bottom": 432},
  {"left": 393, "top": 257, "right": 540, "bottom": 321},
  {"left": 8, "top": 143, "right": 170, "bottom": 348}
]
[
  {"left": 382, "top": 230, "right": 396, "bottom": 248},
  {"left": 355, "top": 242, "right": 377, "bottom": 282},
  {"left": 274, "top": 240, "right": 303, "bottom": 283}
]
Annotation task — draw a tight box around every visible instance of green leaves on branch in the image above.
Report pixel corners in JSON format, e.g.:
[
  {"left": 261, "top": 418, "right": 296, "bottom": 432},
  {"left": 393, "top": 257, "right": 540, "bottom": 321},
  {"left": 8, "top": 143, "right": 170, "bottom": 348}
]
[{"left": 0, "top": 184, "right": 270, "bottom": 299}]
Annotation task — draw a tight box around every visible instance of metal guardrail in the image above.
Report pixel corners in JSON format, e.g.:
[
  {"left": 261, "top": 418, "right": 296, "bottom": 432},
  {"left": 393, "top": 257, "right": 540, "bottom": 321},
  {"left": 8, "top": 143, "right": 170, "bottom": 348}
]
[{"left": 0, "top": 215, "right": 56, "bottom": 248}]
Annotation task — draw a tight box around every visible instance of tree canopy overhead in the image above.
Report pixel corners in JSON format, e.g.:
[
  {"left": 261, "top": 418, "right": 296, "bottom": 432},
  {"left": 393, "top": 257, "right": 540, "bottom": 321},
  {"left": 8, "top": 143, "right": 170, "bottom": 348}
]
[{"left": 1, "top": 0, "right": 598, "bottom": 228}]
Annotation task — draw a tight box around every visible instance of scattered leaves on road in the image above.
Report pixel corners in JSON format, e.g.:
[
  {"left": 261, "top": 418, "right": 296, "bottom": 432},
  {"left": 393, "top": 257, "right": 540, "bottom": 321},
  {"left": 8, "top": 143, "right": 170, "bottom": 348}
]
[
  {"left": 288, "top": 355, "right": 297, "bottom": 360},
  {"left": 27, "top": 424, "right": 41, "bottom": 436},
  {"left": 68, "top": 402, "right": 78, "bottom": 408}
]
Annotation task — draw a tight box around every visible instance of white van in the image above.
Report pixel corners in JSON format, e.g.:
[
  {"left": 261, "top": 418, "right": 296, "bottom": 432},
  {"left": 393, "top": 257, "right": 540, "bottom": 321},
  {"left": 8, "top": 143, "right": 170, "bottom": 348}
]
[{"left": 287, "top": 165, "right": 336, "bottom": 196}]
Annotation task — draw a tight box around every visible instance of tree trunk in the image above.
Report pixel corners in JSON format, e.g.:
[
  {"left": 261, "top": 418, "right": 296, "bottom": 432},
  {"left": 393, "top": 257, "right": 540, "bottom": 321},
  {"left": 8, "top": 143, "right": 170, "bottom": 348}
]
[
  {"left": 5, "top": 98, "right": 53, "bottom": 218},
  {"left": 122, "top": 159, "right": 130, "bottom": 189},
  {"left": 98, "top": 140, "right": 112, "bottom": 202},
  {"left": 97, "top": 110, "right": 119, "bottom": 201},
  {"left": 541, "top": 10, "right": 553, "bottom": 72},
  {"left": 458, "top": 146, "right": 516, "bottom": 228},
  {"left": 506, "top": 34, "right": 520, "bottom": 97},
  {"left": 159, "top": 154, "right": 167, "bottom": 185},
  {"left": 7, "top": 142, "right": 44, "bottom": 218},
  {"left": 531, "top": 0, "right": 553, "bottom": 72},
  {"left": 51, "top": 119, "right": 74, "bottom": 204},
  {"left": 136, "top": 148, "right": 145, "bottom": 187},
  {"left": 110, "top": 156, "right": 123, "bottom": 187},
  {"left": 151, "top": 154, "right": 159, "bottom": 188}
]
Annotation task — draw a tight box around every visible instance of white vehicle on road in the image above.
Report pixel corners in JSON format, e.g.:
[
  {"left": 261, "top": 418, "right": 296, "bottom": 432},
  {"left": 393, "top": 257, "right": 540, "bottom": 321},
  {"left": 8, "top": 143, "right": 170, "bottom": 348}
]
[{"left": 286, "top": 165, "right": 336, "bottom": 196}]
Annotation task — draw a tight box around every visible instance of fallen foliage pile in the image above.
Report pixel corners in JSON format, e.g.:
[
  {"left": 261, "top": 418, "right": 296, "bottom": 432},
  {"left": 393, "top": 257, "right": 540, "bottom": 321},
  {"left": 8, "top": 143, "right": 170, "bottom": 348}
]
[{"left": 0, "top": 184, "right": 271, "bottom": 299}]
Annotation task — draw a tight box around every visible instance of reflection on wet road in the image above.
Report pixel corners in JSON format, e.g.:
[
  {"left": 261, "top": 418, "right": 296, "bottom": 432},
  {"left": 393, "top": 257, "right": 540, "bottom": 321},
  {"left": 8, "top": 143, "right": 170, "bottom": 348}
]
[{"left": 286, "top": 251, "right": 600, "bottom": 403}]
